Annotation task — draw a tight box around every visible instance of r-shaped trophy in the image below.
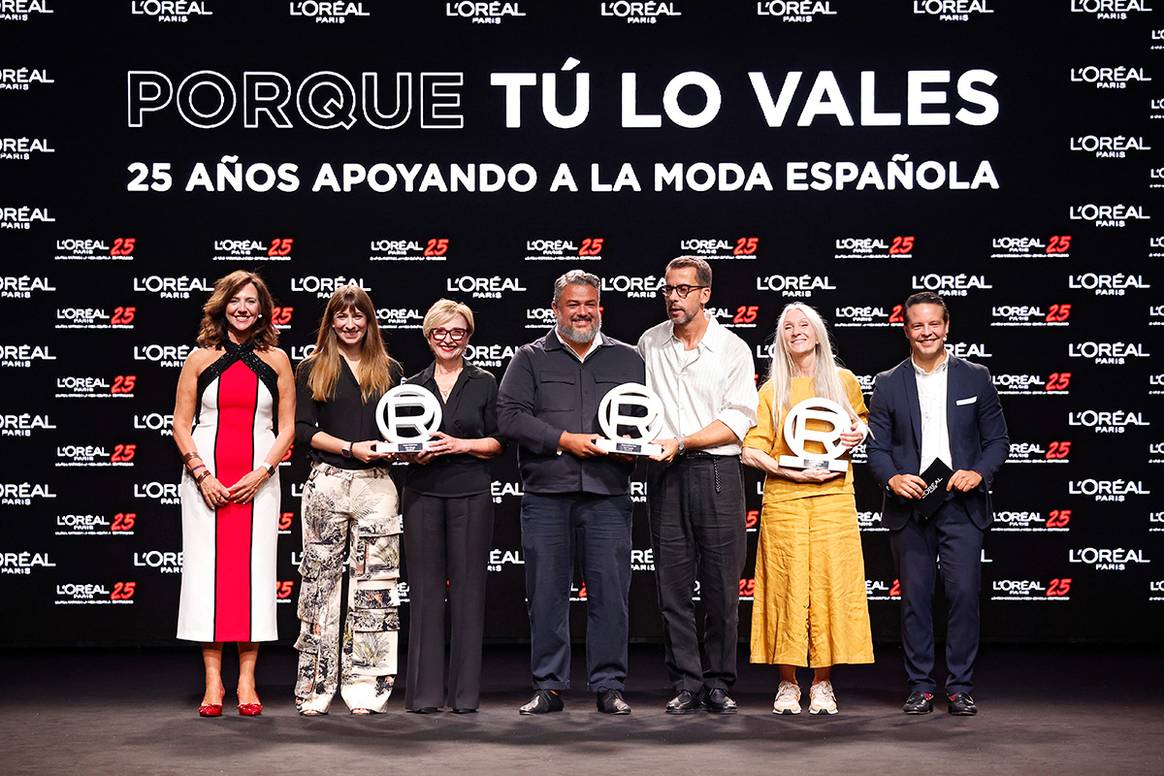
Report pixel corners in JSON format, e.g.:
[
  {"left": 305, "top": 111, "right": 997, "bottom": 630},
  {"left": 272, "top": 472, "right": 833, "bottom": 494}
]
[
  {"left": 374, "top": 383, "right": 443, "bottom": 453},
  {"left": 778, "top": 397, "right": 852, "bottom": 473},
  {"left": 595, "top": 382, "right": 665, "bottom": 456}
]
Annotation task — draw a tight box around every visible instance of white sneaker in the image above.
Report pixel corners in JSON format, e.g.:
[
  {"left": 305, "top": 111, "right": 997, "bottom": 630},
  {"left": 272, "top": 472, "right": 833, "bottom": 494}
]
[
  {"left": 772, "top": 681, "right": 802, "bottom": 715},
  {"left": 809, "top": 680, "right": 838, "bottom": 715}
]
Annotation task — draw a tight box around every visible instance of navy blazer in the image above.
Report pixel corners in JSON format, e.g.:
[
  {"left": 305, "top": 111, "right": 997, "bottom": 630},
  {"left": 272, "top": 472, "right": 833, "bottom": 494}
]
[{"left": 866, "top": 355, "right": 1009, "bottom": 531}]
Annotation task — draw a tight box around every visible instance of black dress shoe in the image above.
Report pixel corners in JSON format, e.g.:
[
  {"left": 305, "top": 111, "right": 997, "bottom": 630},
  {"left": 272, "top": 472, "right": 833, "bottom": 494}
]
[
  {"left": 450, "top": 707, "right": 477, "bottom": 714},
  {"left": 519, "top": 690, "right": 564, "bottom": 715},
  {"left": 596, "top": 689, "right": 631, "bottom": 715},
  {"left": 700, "top": 688, "right": 738, "bottom": 715},
  {"left": 408, "top": 707, "right": 440, "bottom": 714},
  {"left": 665, "top": 689, "right": 701, "bottom": 715},
  {"left": 947, "top": 692, "right": 978, "bottom": 716},
  {"left": 902, "top": 691, "right": 934, "bottom": 715}
]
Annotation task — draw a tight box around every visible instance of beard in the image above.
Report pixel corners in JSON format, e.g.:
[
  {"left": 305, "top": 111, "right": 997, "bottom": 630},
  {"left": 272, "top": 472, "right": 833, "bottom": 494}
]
[
  {"left": 669, "top": 305, "right": 698, "bottom": 325},
  {"left": 557, "top": 316, "right": 601, "bottom": 344}
]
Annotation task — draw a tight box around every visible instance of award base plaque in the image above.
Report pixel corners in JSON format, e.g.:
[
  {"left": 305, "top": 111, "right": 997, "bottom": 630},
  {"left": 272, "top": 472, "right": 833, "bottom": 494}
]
[
  {"left": 373, "top": 440, "right": 432, "bottom": 454},
  {"left": 779, "top": 454, "right": 849, "bottom": 473},
  {"left": 596, "top": 438, "right": 664, "bottom": 456}
]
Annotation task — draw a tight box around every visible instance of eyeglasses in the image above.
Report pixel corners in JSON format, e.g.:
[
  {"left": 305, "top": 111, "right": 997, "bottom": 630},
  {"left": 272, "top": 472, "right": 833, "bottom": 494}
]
[
  {"left": 658, "top": 284, "right": 708, "bottom": 299},
  {"left": 430, "top": 327, "right": 468, "bottom": 343}
]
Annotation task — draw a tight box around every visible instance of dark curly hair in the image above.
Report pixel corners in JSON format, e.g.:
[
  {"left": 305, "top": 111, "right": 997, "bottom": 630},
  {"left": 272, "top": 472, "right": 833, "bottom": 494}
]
[{"left": 196, "top": 270, "right": 278, "bottom": 350}]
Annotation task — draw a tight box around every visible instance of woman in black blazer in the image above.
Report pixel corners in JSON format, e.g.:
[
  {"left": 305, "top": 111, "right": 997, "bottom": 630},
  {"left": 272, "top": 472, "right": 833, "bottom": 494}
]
[{"left": 402, "top": 299, "right": 504, "bottom": 713}]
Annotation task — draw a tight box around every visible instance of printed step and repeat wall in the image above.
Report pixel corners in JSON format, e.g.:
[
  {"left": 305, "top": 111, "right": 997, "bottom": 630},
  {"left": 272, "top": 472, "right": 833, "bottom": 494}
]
[{"left": 1, "top": 2, "right": 1161, "bottom": 646}]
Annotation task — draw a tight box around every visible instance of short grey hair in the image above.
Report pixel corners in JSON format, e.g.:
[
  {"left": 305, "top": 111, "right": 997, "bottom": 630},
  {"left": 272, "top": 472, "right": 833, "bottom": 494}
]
[{"left": 552, "top": 269, "right": 602, "bottom": 305}]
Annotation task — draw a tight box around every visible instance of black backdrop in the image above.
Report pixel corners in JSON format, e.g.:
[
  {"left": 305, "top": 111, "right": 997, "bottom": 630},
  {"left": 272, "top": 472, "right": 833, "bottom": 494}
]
[{"left": 1, "top": 1, "right": 1161, "bottom": 647}]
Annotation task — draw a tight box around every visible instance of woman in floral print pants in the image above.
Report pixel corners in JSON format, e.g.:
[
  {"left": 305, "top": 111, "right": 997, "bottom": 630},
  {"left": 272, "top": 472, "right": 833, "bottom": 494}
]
[
  {"left": 295, "top": 464, "right": 401, "bottom": 714},
  {"left": 292, "top": 284, "right": 404, "bottom": 715}
]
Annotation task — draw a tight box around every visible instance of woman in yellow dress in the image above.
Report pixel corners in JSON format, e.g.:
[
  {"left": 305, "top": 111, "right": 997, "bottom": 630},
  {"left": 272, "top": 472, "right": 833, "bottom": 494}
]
[{"left": 741, "top": 303, "right": 874, "bottom": 715}]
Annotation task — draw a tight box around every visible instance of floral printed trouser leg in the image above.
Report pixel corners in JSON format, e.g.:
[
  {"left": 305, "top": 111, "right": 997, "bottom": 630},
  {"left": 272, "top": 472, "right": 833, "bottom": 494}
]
[{"left": 294, "top": 464, "right": 401, "bottom": 714}]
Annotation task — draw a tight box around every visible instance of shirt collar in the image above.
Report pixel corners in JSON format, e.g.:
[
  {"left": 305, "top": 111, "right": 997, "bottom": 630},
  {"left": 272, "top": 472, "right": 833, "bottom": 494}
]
[
  {"left": 552, "top": 328, "right": 604, "bottom": 360},
  {"left": 666, "top": 310, "right": 726, "bottom": 351},
  {"left": 911, "top": 351, "right": 949, "bottom": 376},
  {"left": 416, "top": 359, "right": 483, "bottom": 385},
  {"left": 416, "top": 360, "right": 437, "bottom": 385},
  {"left": 340, "top": 356, "right": 360, "bottom": 386}
]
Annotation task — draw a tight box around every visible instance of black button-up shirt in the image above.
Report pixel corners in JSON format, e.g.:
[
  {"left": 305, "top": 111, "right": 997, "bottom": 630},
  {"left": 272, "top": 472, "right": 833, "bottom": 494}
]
[
  {"left": 295, "top": 358, "right": 403, "bottom": 470},
  {"left": 497, "top": 331, "right": 645, "bottom": 495},
  {"left": 402, "top": 361, "right": 503, "bottom": 497}
]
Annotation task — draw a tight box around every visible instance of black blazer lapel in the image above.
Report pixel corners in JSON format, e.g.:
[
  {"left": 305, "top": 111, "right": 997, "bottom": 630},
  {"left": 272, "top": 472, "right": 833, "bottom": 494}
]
[
  {"left": 901, "top": 361, "right": 922, "bottom": 450},
  {"left": 946, "top": 356, "right": 961, "bottom": 470}
]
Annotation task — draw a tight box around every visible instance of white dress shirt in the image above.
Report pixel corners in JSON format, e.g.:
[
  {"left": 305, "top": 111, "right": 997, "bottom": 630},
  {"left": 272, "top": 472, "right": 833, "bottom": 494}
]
[
  {"left": 912, "top": 353, "right": 952, "bottom": 471},
  {"left": 637, "top": 312, "right": 758, "bottom": 455}
]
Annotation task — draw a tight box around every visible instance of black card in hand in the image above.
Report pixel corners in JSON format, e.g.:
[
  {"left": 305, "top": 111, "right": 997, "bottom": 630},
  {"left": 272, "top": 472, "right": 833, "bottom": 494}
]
[{"left": 915, "top": 459, "right": 954, "bottom": 519}]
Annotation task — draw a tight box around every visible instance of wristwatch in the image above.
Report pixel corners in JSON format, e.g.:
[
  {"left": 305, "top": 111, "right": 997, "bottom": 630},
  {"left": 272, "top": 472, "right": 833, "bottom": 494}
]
[
  {"left": 262, "top": 462, "right": 276, "bottom": 477},
  {"left": 341, "top": 443, "right": 353, "bottom": 458},
  {"left": 677, "top": 437, "right": 686, "bottom": 456}
]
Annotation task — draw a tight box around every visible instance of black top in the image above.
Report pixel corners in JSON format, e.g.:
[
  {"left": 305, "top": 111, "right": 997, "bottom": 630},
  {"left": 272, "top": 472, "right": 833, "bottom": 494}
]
[
  {"left": 295, "top": 356, "right": 404, "bottom": 470},
  {"left": 496, "top": 331, "right": 645, "bottom": 495},
  {"left": 403, "top": 361, "right": 504, "bottom": 497}
]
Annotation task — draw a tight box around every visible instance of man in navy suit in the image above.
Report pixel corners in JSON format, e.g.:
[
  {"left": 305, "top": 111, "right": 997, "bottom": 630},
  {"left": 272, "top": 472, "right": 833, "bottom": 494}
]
[{"left": 867, "top": 292, "right": 1008, "bottom": 716}]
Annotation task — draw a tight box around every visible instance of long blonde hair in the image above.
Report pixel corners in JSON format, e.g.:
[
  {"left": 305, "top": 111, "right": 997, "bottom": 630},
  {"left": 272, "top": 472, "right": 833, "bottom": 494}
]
[
  {"left": 766, "top": 303, "right": 858, "bottom": 428},
  {"left": 300, "top": 285, "right": 398, "bottom": 402}
]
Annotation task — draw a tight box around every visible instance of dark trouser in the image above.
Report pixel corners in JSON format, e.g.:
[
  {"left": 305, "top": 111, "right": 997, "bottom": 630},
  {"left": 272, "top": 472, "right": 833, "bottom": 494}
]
[
  {"left": 520, "top": 491, "right": 633, "bottom": 693},
  {"left": 647, "top": 455, "right": 746, "bottom": 692},
  {"left": 402, "top": 490, "right": 494, "bottom": 711},
  {"left": 890, "top": 498, "right": 985, "bottom": 696}
]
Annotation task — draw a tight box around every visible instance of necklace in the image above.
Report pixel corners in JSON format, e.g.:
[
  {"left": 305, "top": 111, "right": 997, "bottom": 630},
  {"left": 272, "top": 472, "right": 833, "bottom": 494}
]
[{"left": 435, "top": 367, "right": 461, "bottom": 401}]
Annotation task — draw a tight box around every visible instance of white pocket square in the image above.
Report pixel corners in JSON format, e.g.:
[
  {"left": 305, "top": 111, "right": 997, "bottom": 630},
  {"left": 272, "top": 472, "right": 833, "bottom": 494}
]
[{"left": 955, "top": 396, "right": 977, "bottom": 406}]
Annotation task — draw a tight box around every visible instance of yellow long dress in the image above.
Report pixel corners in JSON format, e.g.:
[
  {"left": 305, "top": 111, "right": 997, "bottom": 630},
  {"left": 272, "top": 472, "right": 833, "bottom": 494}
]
[{"left": 744, "top": 370, "right": 874, "bottom": 667}]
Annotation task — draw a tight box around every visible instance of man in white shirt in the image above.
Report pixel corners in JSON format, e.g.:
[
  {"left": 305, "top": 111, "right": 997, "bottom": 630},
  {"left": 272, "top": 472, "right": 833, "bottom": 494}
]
[
  {"left": 637, "top": 256, "right": 758, "bottom": 715},
  {"left": 867, "top": 292, "right": 1009, "bottom": 717}
]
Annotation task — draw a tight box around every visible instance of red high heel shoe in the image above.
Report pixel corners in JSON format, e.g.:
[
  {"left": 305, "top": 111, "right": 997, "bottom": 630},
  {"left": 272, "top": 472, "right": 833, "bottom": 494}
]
[
  {"left": 198, "top": 703, "right": 223, "bottom": 718},
  {"left": 237, "top": 701, "right": 263, "bottom": 716}
]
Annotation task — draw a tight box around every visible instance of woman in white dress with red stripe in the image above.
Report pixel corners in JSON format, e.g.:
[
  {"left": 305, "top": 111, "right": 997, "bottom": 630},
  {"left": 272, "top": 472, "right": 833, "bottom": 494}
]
[{"left": 172, "top": 270, "right": 296, "bottom": 718}]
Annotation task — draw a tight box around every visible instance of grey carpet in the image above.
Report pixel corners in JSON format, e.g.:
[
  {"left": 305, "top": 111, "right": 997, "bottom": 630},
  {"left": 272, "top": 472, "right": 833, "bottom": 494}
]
[{"left": 4, "top": 645, "right": 1160, "bottom": 775}]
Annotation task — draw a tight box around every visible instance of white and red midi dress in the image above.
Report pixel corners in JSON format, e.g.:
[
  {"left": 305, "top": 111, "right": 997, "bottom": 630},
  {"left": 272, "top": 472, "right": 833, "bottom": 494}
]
[{"left": 177, "top": 341, "right": 280, "bottom": 643}]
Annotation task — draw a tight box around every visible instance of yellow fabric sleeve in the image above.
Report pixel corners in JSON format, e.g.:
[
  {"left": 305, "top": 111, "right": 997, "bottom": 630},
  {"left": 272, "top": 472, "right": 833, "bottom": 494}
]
[
  {"left": 841, "top": 369, "right": 869, "bottom": 424},
  {"left": 743, "top": 381, "right": 776, "bottom": 451}
]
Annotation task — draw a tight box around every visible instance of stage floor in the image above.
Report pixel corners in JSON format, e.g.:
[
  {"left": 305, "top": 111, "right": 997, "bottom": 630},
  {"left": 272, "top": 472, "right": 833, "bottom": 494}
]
[{"left": 3, "top": 644, "right": 1160, "bottom": 775}]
